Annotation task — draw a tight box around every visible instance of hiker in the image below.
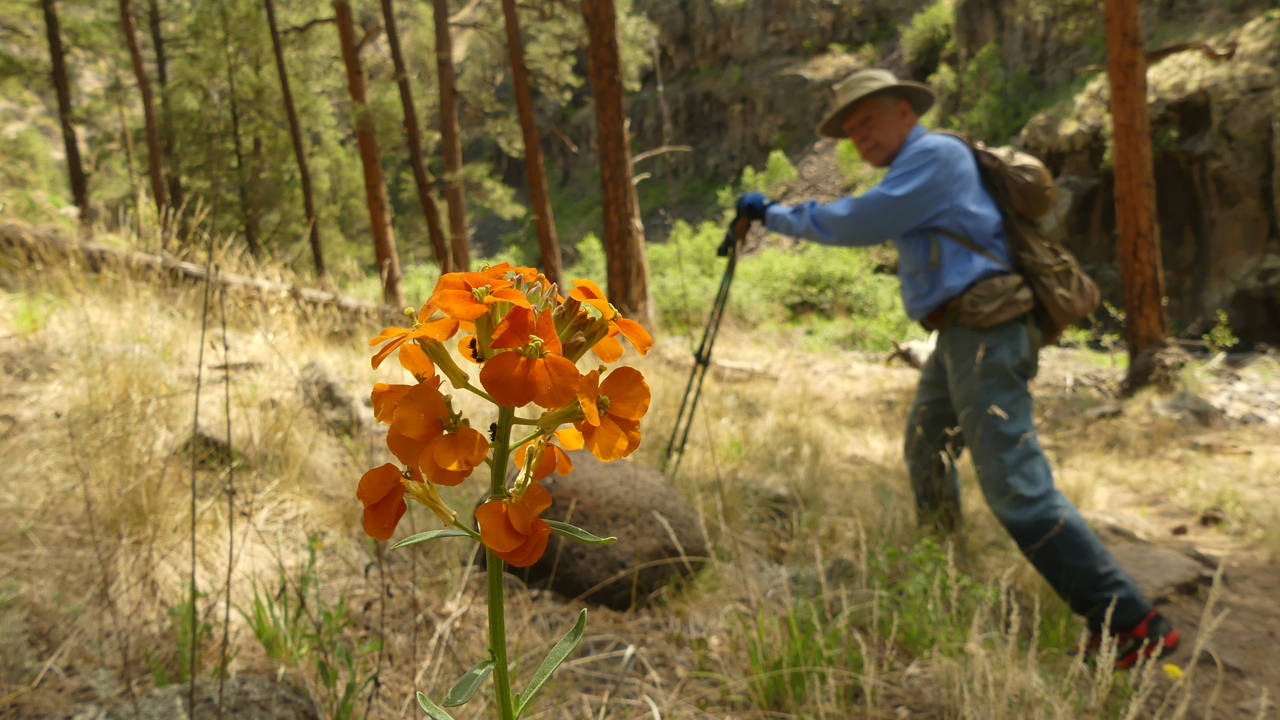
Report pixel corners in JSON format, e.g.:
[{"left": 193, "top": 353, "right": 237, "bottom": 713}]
[{"left": 733, "top": 68, "right": 1178, "bottom": 667}]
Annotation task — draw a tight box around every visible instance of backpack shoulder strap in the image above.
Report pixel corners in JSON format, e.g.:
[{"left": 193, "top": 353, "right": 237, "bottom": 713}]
[{"left": 935, "top": 228, "right": 1012, "bottom": 272}]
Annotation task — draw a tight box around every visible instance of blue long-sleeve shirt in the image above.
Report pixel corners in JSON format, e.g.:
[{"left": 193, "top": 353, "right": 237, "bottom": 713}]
[{"left": 765, "top": 124, "right": 1010, "bottom": 320}]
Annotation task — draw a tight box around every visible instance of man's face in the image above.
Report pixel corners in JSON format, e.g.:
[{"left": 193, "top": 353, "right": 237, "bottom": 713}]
[{"left": 841, "top": 95, "right": 918, "bottom": 168}]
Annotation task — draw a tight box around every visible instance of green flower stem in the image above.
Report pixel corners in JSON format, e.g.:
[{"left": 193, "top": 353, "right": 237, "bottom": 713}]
[
  {"left": 510, "top": 416, "right": 541, "bottom": 426},
  {"left": 508, "top": 430, "right": 545, "bottom": 454},
  {"left": 487, "top": 405, "right": 517, "bottom": 720},
  {"left": 450, "top": 519, "right": 482, "bottom": 542},
  {"left": 463, "top": 381, "right": 496, "bottom": 404}
]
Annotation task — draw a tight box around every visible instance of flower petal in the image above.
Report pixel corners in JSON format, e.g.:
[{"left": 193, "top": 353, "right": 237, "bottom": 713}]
[
  {"left": 529, "top": 355, "right": 581, "bottom": 409},
  {"left": 476, "top": 501, "right": 524, "bottom": 553},
  {"left": 407, "top": 317, "right": 461, "bottom": 342},
  {"left": 499, "top": 519, "right": 550, "bottom": 567},
  {"left": 534, "top": 309, "right": 562, "bottom": 356},
  {"left": 551, "top": 445, "right": 573, "bottom": 477},
  {"left": 363, "top": 488, "right": 407, "bottom": 541},
  {"left": 591, "top": 335, "right": 623, "bottom": 363},
  {"left": 612, "top": 317, "right": 652, "bottom": 355},
  {"left": 387, "top": 426, "right": 427, "bottom": 467},
  {"left": 554, "top": 426, "right": 584, "bottom": 450},
  {"left": 569, "top": 279, "right": 611, "bottom": 314},
  {"left": 507, "top": 482, "right": 552, "bottom": 535},
  {"left": 486, "top": 287, "right": 533, "bottom": 308},
  {"left": 371, "top": 383, "right": 411, "bottom": 424},
  {"left": 357, "top": 463, "right": 403, "bottom": 507},
  {"left": 391, "top": 381, "right": 449, "bottom": 441},
  {"left": 491, "top": 306, "right": 534, "bottom": 350},
  {"left": 577, "top": 370, "right": 601, "bottom": 426},
  {"left": 601, "top": 367, "right": 650, "bottom": 421},
  {"left": 371, "top": 335, "right": 407, "bottom": 369},
  {"left": 435, "top": 289, "right": 490, "bottom": 321},
  {"left": 480, "top": 350, "right": 534, "bottom": 408},
  {"left": 369, "top": 326, "right": 410, "bottom": 347},
  {"left": 431, "top": 427, "right": 489, "bottom": 471},
  {"left": 582, "top": 415, "right": 630, "bottom": 462},
  {"left": 398, "top": 344, "right": 434, "bottom": 379}
]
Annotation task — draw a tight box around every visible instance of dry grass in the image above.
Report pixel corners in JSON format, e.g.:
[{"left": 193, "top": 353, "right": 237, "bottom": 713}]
[{"left": 0, "top": 243, "right": 1277, "bottom": 719}]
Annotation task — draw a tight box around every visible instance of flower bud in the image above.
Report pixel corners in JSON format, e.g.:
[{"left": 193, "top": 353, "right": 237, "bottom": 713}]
[{"left": 420, "top": 339, "right": 470, "bottom": 389}]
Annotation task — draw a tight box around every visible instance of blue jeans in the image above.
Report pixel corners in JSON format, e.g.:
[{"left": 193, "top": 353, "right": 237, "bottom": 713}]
[{"left": 904, "top": 317, "right": 1152, "bottom": 632}]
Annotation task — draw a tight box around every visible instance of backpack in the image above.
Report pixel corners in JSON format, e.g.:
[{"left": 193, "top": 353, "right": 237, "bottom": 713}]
[{"left": 933, "top": 130, "right": 1100, "bottom": 345}]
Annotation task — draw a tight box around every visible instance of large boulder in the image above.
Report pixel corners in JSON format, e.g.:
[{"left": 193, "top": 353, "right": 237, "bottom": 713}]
[{"left": 505, "top": 451, "right": 709, "bottom": 610}]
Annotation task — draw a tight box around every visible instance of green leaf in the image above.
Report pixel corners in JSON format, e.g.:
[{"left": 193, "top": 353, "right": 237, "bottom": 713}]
[
  {"left": 417, "top": 692, "right": 456, "bottom": 720},
  {"left": 391, "top": 529, "right": 471, "bottom": 549},
  {"left": 442, "top": 658, "right": 495, "bottom": 707},
  {"left": 545, "top": 520, "right": 615, "bottom": 545},
  {"left": 516, "top": 609, "right": 588, "bottom": 718}
]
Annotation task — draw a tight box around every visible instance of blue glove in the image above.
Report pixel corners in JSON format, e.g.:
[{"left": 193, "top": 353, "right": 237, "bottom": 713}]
[{"left": 735, "top": 191, "right": 773, "bottom": 223}]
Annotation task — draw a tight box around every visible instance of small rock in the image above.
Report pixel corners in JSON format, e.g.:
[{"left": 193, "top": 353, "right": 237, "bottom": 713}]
[
  {"left": 299, "top": 360, "right": 361, "bottom": 435},
  {"left": 1199, "top": 508, "right": 1226, "bottom": 526},
  {"left": 1105, "top": 540, "right": 1210, "bottom": 602},
  {"left": 1151, "top": 391, "right": 1224, "bottom": 427},
  {"left": 1171, "top": 524, "right": 1188, "bottom": 536},
  {"left": 51, "top": 678, "right": 319, "bottom": 720},
  {"left": 1085, "top": 403, "right": 1123, "bottom": 420},
  {"left": 504, "top": 451, "right": 708, "bottom": 610}
]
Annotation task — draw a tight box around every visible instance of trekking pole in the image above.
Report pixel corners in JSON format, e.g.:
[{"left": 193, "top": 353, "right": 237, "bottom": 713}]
[{"left": 662, "top": 214, "right": 750, "bottom": 480}]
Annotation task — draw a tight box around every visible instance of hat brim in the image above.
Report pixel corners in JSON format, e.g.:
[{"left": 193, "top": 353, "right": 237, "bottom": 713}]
[{"left": 817, "top": 83, "right": 937, "bottom": 139}]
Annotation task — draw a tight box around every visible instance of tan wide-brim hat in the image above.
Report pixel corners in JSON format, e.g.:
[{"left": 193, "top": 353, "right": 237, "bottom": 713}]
[{"left": 817, "top": 68, "right": 936, "bottom": 138}]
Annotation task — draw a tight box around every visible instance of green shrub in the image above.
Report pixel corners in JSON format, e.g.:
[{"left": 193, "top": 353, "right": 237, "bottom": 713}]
[{"left": 902, "top": 0, "right": 956, "bottom": 79}]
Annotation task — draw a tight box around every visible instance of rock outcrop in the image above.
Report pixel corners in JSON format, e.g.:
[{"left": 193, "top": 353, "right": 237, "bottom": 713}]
[{"left": 1021, "top": 13, "right": 1280, "bottom": 344}]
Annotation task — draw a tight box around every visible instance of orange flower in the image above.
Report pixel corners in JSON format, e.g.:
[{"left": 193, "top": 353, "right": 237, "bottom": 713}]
[
  {"left": 419, "top": 425, "right": 489, "bottom": 486},
  {"left": 371, "top": 383, "right": 411, "bottom": 424},
  {"left": 514, "top": 428, "right": 582, "bottom": 481},
  {"left": 386, "top": 380, "right": 448, "bottom": 466},
  {"left": 566, "top": 280, "right": 652, "bottom": 361},
  {"left": 568, "top": 278, "right": 612, "bottom": 315},
  {"left": 398, "top": 343, "right": 434, "bottom": 379},
  {"left": 357, "top": 463, "right": 407, "bottom": 541},
  {"left": 432, "top": 269, "right": 531, "bottom": 321},
  {"left": 576, "top": 367, "right": 649, "bottom": 461},
  {"left": 369, "top": 316, "right": 459, "bottom": 370},
  {"left": 475, "top": 483, "right": 553, "bottom": 567},
  {"left": 480, "top": 307, "right": 582, "bottom": 409}
]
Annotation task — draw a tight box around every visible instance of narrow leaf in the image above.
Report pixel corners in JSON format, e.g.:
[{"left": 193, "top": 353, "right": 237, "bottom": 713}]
[
  {"left": 417, "top": 692, "right": 456, "bottom": 720},
  {"left": 442, "top": 658, "right": 495, "bottom": 707},
  {"left": 546, "top": 520, "right": 615, "bottom": 545},
  {"left": 516, "top": 609, "right": 588, "bottom": 718},
  {"left": 392, "top": 528, "right": 471, "bottom": 549}
]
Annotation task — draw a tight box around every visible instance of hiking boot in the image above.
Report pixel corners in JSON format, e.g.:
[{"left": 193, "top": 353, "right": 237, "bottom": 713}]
[{"left": 1081, "top": 610, "right": 1180, "bottom": 669}]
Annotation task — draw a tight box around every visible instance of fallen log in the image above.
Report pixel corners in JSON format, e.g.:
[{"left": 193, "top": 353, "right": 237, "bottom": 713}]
[{"left": 0, "top": 222, "right": 397, "bottom": 320}]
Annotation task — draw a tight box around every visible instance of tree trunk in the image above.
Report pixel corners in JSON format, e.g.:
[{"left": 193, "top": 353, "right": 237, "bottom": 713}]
[
  {"left": 1105, "top": 0, "right": 1166, "bottom": 388},
  {"left": 582, "top": 0, "right": 651, "bottom": 325},
  {"left": 431, "top": 0, "right": 469, "bottom": 271},
  {"left": 334, "top": 0, "right": 403, "bottom": 308},
  {"left": 500, "top": 0, "right": 562, "bottom": 288},
  {"left": 147, "top": 0, "right": 183, "bottom": 215},
  {"left": 381, "top": 0, "right": 451, "bottom": 272},
  {"left": 262, "top": 0, "right": 325, "bottom": 280},
  {"left": 220, "top": 4, "right": 260, "bottom": 259},
  {"left": 41, "top": 0, "right": 89, "bottom": 236},
  {"left": 118, "top": 0, "right": 168, "bottom": 232}
]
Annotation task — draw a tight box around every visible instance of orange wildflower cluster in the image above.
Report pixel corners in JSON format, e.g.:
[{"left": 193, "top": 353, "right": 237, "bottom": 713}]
[{"left": 356, "top": 264, "right": 652, "bottom": 567}]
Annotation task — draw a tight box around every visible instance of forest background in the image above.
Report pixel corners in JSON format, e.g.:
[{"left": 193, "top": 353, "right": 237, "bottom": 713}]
[{"left": 4, "top": 0, "right": 1280, "bottom": 718}]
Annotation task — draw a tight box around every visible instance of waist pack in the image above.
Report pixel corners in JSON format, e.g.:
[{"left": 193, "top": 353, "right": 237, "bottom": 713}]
[{"left": 934, "top": 130, "right": 1100, "bottom": 344}]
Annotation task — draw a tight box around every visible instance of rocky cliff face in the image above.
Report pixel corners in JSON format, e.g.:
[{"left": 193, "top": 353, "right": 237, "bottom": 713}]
[
  {"left": 1021, "top": 13, "right": 1280, "bottom": 344},
  {"left": 626, "top": 0, "right": 927, "bottom": 174}
]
